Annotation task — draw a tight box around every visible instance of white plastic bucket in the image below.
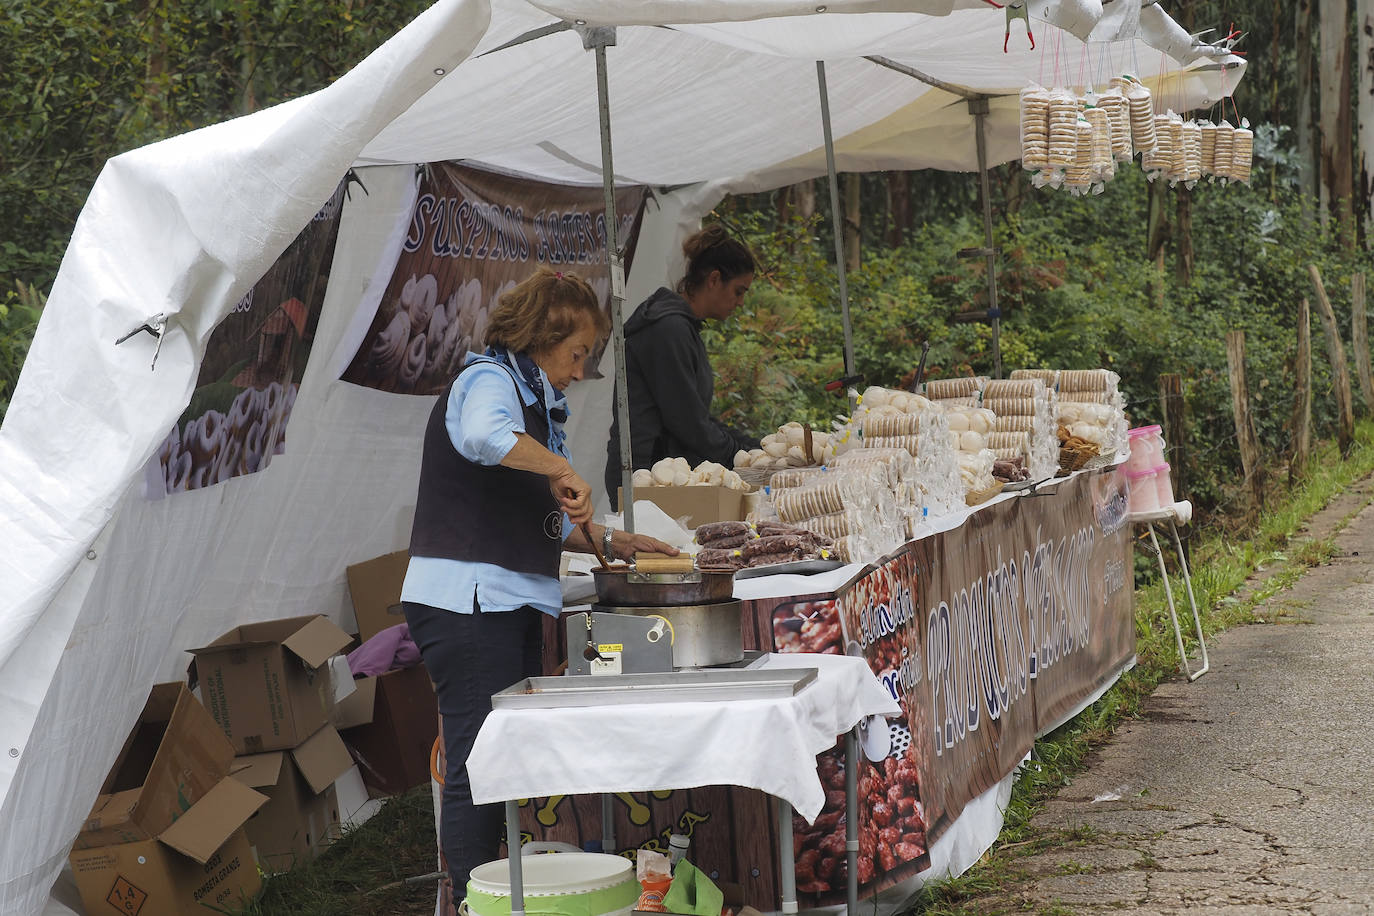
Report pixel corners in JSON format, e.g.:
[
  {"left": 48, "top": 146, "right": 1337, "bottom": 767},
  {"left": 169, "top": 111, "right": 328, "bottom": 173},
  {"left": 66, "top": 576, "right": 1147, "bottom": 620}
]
[{"left": 463, "top": 852, "right": 639, "bottom": 916}]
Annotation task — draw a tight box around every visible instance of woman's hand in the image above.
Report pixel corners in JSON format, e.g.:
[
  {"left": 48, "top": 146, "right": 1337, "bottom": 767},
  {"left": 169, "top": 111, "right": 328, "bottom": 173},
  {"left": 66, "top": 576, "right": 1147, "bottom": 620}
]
[
  {"left": 611, "top": 531, "right": 680, "bottom": 561},
  {"left": 550, "top": 466, "right": 593, "bottom": 525}
]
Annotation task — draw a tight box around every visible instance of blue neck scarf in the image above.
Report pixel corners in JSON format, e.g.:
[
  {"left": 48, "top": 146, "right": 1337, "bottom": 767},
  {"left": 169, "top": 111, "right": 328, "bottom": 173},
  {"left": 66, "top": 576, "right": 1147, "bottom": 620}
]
[{"left": 485, "top": 345, "right": 568, "bottom": 426}]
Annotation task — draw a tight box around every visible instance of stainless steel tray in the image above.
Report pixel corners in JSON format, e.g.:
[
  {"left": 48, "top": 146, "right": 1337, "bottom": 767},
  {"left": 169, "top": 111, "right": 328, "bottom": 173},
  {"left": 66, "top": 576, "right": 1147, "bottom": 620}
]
[
  {"left": 492, "top": 667, "right": 818, "bottom": 709},
  {"left": 734, "top": 558, "right": 846, "bottom": 579}
]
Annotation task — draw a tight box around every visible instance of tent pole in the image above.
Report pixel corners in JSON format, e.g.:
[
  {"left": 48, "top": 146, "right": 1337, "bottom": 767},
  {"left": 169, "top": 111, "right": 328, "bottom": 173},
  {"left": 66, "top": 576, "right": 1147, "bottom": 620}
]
[
  {"left": 969, "top": 96, "right": 1002, "bottom": 380},
  {"left": 583, "top": 25, "right": 636, "bottom": 534},
  {"left": 816, "top": 61, "right": 857, "bottom": 386}
]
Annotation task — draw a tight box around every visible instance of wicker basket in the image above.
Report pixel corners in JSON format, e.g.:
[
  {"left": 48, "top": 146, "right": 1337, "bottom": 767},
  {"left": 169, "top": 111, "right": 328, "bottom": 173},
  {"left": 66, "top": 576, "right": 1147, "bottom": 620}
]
[{"left": 1058, "top": 444, "right": 1100, "bottom": 472}]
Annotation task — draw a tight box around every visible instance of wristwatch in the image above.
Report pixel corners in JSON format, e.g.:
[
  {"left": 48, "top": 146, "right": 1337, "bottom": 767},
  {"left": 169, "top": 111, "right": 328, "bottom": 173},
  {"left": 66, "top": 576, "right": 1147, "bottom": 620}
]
[{"left": 602, "top": 526, "right": 616, "bottom": 561}]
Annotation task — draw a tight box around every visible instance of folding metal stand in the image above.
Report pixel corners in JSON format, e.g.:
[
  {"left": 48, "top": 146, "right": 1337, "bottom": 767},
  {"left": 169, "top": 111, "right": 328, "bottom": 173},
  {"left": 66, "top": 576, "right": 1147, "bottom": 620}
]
[{"left": 1132, "top": 506, "right": 1209, "bottom": 681}]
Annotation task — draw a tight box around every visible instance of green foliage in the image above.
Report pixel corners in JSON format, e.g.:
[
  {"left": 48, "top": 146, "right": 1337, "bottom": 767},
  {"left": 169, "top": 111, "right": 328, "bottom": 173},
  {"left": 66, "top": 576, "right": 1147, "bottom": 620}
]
[{"left": 0, "top": 283, "right": 45, "bottom": 423}]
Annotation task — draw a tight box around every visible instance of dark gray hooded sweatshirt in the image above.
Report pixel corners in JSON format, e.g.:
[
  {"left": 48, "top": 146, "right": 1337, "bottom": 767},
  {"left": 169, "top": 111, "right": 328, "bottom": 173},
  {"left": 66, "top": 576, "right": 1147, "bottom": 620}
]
[{"left": 604, "top": 287, "right": 758, "bottom": 496}]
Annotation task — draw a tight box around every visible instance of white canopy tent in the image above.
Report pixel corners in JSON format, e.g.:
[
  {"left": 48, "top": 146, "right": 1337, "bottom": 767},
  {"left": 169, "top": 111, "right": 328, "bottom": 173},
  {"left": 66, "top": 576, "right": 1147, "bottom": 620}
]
[{"left": 0, "top": 2, "right": 1244, "bottom": 912}]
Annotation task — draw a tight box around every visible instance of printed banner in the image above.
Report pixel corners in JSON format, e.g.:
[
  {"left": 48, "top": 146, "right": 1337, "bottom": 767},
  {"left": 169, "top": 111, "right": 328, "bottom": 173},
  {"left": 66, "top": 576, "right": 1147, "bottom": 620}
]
[
  {"left": 145, "top": 181, "right": 346, "bottom": 498},
  {"left": 516, "top": 466, "right": 1134, "bottom": 911},
  {"left": 340, "top": 162, "right": 648, "bottom": 394}
]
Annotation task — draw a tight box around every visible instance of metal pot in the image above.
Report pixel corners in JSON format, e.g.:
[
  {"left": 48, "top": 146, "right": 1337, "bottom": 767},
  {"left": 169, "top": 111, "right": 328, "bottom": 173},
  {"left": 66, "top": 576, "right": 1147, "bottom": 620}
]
[
  {"left": 610, "top": 601, "right": 745, "bottom": 668},
  {"left": 592, "top": 568, "right": 736, "bottom": 607}
]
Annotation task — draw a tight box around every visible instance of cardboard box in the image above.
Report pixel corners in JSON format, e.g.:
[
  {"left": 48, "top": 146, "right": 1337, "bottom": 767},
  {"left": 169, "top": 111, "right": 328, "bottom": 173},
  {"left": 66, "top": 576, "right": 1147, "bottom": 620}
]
[
  {"left": 619, "top": 486, "right": 746, "bottom": 528},
  {"left": 230, "top": 724, "right": 352, "bottom": 872},
  {"left": 345, "top": 550, "right": 410, "bottom": 643},
  {"left": 191, "top": 615, "right": 353, "bottom": 754},
  {"left": 74, "top": 683, "right": 236, "bottom": 851},
  {"left": 339, "top": 664, "right": 438, "bottom": 798},
  {"left": 70, "top": 779, "right": 266, "bottom": 916}
]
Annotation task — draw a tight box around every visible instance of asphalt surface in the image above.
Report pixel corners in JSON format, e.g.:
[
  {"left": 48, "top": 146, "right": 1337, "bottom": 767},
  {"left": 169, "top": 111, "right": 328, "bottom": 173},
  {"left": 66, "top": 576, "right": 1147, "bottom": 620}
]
[{"left": 966, "top": 476, "right": 1374, "bottom": 915}]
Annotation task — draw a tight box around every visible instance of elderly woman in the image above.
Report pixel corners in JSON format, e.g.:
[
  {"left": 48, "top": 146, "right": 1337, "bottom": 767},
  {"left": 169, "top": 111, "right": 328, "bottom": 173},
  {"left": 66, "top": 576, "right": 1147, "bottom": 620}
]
[{"left": 401, "top": 267, "right": 677, "bottom": 898}]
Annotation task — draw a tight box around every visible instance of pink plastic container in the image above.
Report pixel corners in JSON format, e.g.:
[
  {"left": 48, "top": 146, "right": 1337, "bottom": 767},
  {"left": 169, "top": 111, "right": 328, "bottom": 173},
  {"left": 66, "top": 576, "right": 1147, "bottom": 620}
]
[
  {"left": 1153, "top": 462, "right": 1175, "bottom": 508},
  {"left": 1126, "top": 466, "right": 1161, "bottom": 514},
  {"left": 1126, "top": 425, "right": 1164, "bottom": 473}
]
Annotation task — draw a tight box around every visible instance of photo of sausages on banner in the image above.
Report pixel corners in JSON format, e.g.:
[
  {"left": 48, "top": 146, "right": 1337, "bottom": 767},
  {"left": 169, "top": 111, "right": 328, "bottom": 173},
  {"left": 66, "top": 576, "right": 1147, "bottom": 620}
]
[
  {"left": 769, "top": 547, "right": 930, "bottom": 906},
  {"left": 145, "top": 181, "right": 346, "bottom": 499},
  {"left": 340, "top": 162, "right": 648, "bottom": 395}
]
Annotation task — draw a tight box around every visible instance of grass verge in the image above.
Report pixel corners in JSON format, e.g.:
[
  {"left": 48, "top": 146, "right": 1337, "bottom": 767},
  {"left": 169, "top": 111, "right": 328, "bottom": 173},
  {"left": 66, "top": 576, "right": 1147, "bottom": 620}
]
[
  {"left": 239, "top": 423, "right": 1374, "bottom": 916},
  {"left": 908, "top": 420, "right": 1374, "bottom": 915}
]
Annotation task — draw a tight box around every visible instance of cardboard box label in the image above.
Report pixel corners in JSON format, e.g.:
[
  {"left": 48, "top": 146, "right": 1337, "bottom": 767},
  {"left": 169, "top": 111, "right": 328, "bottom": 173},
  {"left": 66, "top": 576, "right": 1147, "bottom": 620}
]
[{"left": 106, "top": 875, "right": 148, "bottom": 915}]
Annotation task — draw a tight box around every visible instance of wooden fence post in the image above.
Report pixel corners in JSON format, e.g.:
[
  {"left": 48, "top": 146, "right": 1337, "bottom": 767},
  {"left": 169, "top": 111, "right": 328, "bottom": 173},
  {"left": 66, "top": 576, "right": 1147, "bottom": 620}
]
[
  {"left": 1292, "top": 298, "right": 1313, "bottom": 483},
  {"left": 1354, "top": 272, "right": 1371, "bottom": 415},
  {"left": 1309, "top": 264, "right": 1356, "bottom": 455},
  {"left": 1226, "top": 330, "right": 1266, "bottom": 510},
  {"left": 1158, "top": 373, "right": 1187, "bottom": 503}
]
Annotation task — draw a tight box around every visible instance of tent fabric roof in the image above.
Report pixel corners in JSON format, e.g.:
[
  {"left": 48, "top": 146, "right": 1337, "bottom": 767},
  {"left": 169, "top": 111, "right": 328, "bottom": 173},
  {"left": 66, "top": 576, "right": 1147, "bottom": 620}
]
[{"left": 0, "top": 2, "right": 1244, "bottom": 912}]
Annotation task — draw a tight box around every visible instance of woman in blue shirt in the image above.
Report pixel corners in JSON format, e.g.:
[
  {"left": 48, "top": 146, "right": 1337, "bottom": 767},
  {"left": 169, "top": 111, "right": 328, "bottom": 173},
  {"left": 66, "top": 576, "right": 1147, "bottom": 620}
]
[{"left": 401, "top": 267, "right": 676, "bottom": 899}]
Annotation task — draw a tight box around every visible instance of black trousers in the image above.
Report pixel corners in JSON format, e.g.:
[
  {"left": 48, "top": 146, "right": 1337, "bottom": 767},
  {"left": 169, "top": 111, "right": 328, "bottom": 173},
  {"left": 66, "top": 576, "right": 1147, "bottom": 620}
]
[{"left": 403, "top": 600, "right": 543, "bottom": 897}]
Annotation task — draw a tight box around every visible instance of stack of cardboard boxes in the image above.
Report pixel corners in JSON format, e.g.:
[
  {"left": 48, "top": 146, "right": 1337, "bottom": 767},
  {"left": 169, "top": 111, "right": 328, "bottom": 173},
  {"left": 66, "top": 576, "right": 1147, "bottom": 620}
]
[
  {"left": 69, "top": 683, "right": 269, "bottom": 914},
  {"left": 190, "top": 615, "right": 356, "bottom": 874}
]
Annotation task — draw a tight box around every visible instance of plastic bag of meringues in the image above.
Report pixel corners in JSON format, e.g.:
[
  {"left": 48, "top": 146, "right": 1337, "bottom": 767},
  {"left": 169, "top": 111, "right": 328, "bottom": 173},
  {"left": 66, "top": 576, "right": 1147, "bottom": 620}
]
[
  {"left": 632, "top": 456, "right": 751, "bottom": 491},
  {"left": 734, "top": 422, "right": 837, "bottom": 470}
]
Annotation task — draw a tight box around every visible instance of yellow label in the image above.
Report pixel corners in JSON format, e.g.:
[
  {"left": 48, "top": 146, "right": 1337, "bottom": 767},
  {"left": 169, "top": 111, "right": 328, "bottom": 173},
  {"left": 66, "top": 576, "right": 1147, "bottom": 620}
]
[{"left": 598, "top": 643, "right": 624, "bottom": 653}]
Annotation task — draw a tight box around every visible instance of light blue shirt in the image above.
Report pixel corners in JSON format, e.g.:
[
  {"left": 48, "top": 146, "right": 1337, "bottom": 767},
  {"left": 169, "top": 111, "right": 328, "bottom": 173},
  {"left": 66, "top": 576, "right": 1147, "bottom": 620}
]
[{"left": 400, "top": 353, "right": 573, "bottom": 618}]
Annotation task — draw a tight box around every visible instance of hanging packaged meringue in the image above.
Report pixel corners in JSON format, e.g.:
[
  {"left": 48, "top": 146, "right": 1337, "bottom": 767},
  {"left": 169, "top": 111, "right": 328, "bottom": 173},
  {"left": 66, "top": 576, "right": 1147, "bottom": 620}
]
[
  {"left": 1047, "top": 90, "right": 1080, "bottom": 170},
  {"left": 1020, "top": 86, "right": 1052, "bottom": 171},
  {"left": 1065, "top": 116, "right": 1096, "bottom": 192},
  {"left": 1164, "top": 115, "right": 1186, "bottom": 183},
  {"left": 1231, "top": 120, "right": 1253, "bottom": 185},
  {"left": 1126, "top": 81, "right": 1157, "bottom": 155},
  {"left": 1212, "top": 121, "right": 1235, "bottom": 181},
  {"left": 1180, "top": 121, "right": 1203, "bottom": 185},
  {"left": 1096, "top": 89, "right": 1132, "bottom": 161},
  {"left": 1198, "top": 121, "right": 1218, "bottom": 175},
  {"left": 1141, "top": 112, "right": 1173, "bottom": 179},
  {"left": 1084, "top": 106, "right": 1114, "bottom": 182}
]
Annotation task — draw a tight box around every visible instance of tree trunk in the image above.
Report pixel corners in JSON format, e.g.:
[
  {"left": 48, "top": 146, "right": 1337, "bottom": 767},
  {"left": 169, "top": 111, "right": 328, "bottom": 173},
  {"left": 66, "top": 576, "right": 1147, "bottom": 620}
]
[
  {"left": 1310, "top": 264, "right": 1357, "bottom": 455},
  {"left": 1319, "top": 0, "right": 1355, "bottom": 243},
  {"left": 1292, "top": 298, "right": 1313, "bottom": 483},
  {"left": 1297, "top": 0, "right": 1317, "bottom": 214},
  {"left": 1354, "top": 273, "right": 1372, "bottom": 413},
  {"left": 843, "top": 172, "right": 861, "bottom": 273},
  {"left": 1176, "top": 186, "right": 1194, "bottom": 287},
  {"left": 775, "top": 185, "right": 793, "bottom": 232},
  {"left": 1226, "top": 330, "right": 1266, "bottom": 511},
  {"left": 1147, "top": 178, "right": 1171, "bottom": 306},
  {"left": 1359, "top": 0, "right": 1373, "bottom": 246},
  {"left": 794, "top": 179, "right": 817, "bottom": 221},
  {"left": 886, "top": 172, "right": 911, "bottom": 248}
]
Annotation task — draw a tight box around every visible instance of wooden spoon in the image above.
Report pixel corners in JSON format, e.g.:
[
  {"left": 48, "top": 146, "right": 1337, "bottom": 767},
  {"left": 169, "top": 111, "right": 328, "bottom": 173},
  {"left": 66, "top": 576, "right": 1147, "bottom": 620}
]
[{"left": 583, "top": 522, "right": 612, "bottom": 571}]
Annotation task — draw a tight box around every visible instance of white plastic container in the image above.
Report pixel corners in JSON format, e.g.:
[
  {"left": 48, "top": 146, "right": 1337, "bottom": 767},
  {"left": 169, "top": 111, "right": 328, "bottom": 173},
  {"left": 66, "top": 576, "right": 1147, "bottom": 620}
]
[
  {"left": 465, "top": 853, "right": 639, "bottom": 916},
  {"left": 1126, "top": 467, "right": 1160, "bottom": 515}
]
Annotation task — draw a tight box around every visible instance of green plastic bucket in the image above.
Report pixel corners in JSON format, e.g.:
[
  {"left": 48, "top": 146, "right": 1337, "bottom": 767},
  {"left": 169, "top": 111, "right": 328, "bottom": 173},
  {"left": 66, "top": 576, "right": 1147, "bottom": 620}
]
[{"left": 463, "top": 852, "right": 639, "bottom": 916}]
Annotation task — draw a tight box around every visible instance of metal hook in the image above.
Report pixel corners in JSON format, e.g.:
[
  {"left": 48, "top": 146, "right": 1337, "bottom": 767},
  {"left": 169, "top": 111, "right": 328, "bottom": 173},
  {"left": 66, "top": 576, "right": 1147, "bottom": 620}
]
[{"left": 115, "top": 313, "right": 168, "bottom": 371}]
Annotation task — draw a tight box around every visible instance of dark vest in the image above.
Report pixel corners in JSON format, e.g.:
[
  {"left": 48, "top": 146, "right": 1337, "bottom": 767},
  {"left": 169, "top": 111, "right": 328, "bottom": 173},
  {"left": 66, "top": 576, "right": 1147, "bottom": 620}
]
[{"left": 409, "top": 360, "right": 563, "bottom": 578}]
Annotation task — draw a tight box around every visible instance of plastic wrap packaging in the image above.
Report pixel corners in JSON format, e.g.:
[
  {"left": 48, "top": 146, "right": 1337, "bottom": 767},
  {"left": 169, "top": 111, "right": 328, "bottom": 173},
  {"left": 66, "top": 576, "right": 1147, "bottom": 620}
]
[
  {"left": 865, "top": 434, "right": 922, "bottom": 457},
  {"left": 1231, "top": 126, "right": 1253, "bottom": 184},
  {"left": 1199, "top": 120, "right": 1218, "bottom": 175},
  {"left": 1065, "top": 117, "right": 1096, "bottom": 191},
  {"left": 993, "top": 447, "right": 1025, "bottom": 461},
  {"left": 857, "top": 385, "right": 934, "bottom": 414},
  {"left": 925, "top": 377, "right": 986, "bottom": 400},
  {"left": 1164, "top": 116, "right": 1185, "bottom": 182},
  {"left": 832, "top": 446, "right": 916, "bottom": 483},
  {"left": 862, "top": 411, "right": 925, "bottom": 439},
  {"left": 987, "top": 431, "right": 1031, "bottom": 454},
  {"left": 1020, "top": 87, "right": 1051, "bottom": 171},
  {"left": 1048, "top": 90, "right": 1081, "bottom": 170},
  {"left": 1142, "top": 112, "right": 1172, "bottom": 177},
  {"left": 1097, "top": 89, "right": 1132, "bottom": 161},
  {"left": 1212, "top": 122, "right": 1235, "bottom": 180},
  {"left": 942, "top": 406, "right": 995, "bottom": 434},
  {"left": 983, "top": 379, "right": 1041, "bottom": 399},
  {"left": 768, "top": 466, "right": 831, "bottom": 490},
  {"left": 1180, "top": 121, "right": 1202, "bottom": 184},
  {"left": 984, "top": 396, "right": 1037, "bottom": 416},
  {"left": 1059, "top": 369, "right": 1119, "bottom": 391},
  {"left": 1010, "top": 368, "right": 1058, "bottom": 386},
  {"left": 957, "top": 449, "right": 998, "bottom": 493},
  {"left": 994, "top": 414, "right": 1034, "bottom": 433},
  {"left": 1084, "top": 106, "right": 1114, "bottom": 181},
  {"left": 1127, "top": 83, "right": 1157, "bottom": 154}
]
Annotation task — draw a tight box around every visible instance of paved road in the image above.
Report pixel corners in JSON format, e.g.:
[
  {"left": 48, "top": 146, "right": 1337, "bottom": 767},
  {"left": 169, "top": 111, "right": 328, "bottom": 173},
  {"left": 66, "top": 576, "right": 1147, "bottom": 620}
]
[{"left": 965, "top": 476, "right": 1374, "bottom": 916}]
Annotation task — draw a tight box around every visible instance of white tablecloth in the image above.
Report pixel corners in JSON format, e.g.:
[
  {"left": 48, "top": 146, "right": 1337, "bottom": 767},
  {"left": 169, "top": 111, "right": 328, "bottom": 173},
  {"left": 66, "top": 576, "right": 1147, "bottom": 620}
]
[{"left": 467, "top": 653, "right": 899, "bottom": 822}]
